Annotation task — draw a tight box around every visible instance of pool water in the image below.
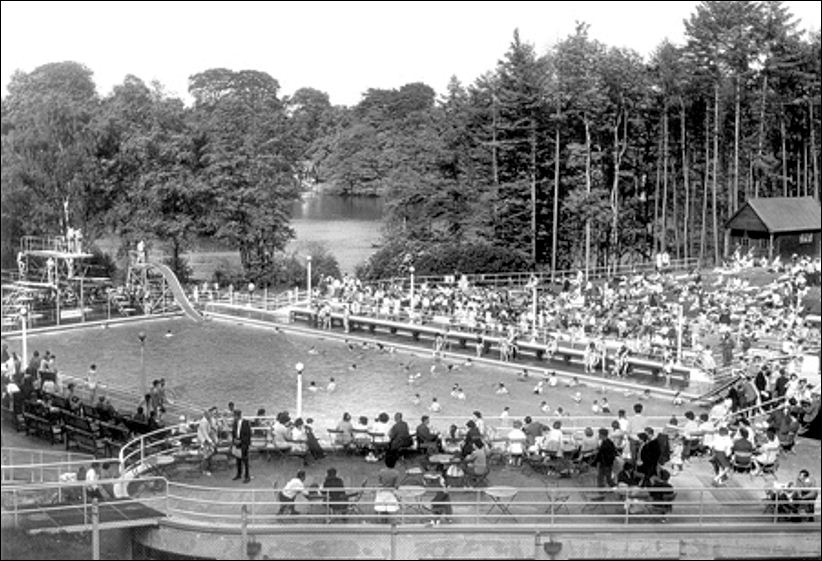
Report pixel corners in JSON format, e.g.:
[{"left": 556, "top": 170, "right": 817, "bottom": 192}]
[{"left": 20, "top": 317, "right": 700, "bottom": 431}]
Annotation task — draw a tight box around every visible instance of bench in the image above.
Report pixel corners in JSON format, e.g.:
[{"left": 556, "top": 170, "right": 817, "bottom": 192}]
[
  {"left": 290, "top": 309, "right": 318, "bottom": 326},
  {"left": 22, "top": 401, "right": 63, "bottom": 445},
  {"left": 98, "top": 420, "right": 132, "bottom": 456},
  {"left": 63, "top": 413, "right": 106, "bottom": 456}
]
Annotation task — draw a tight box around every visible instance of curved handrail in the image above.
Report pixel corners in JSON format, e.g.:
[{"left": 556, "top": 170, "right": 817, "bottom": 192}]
[{"left": 133, "top": 262, "right": 203, "bottom": 322}]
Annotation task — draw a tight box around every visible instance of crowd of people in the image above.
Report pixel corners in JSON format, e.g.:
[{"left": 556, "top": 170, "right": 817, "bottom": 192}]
[{"left": 303, "top": 256, "right": 820, "bottom": 378}]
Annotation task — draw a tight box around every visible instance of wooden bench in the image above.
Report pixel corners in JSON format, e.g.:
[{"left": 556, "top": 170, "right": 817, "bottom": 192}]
[
  {"left": 22, "top": 401, "right": 63, "bottom": 445},
  {"left": 63, "top": 413, "right": 106, "bottom": 456},
  {"left": 98, "top": 420, "right": 131, "bottom": 456},
  {"left": 290, "top": 309, "right": 318, "bottom": 326}
]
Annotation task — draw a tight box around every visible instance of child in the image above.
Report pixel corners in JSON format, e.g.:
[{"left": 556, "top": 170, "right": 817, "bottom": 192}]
[
  {"left": 591, "top": 399, "right": 600, "bottom": 414},
  {"left": 547, "top": 371, "right": 559, "bottom": 387},
  {"left": 672, "top": 391, "right": 684, "bottom": 407},
  {"left": 669, "top": 436, "right": 684, "bottom": 476},
  {"left": 572, "top": 391, "right": 582, "bottom": 404},
  {"left": 540, "top": 401, "right": 550, "bottom": 414},
  {"left": 429, "top": 397, "right": 442, "bottom": 412},
  {"left": 326, "top": 378, "right": 336, "bottom": 392},
  {"left": 500, "top": 406, "right": 510, "bottom": 425},
  {"left": 308, "top": 381, "right": 319, "bottom": 393},
  {"left": 411, "top": 393, "right": 421, "bottom": 406},
  {"left": 600, "top": 397, "right": 611, "bottom": 414},
  {"left": 496, "top": 382, "right": 509, "bottom": 395},
  {"left": 639, "top": 389, "right": 651, "bottom": 401},
  {"left": 533, "top": 380, "right": 545, "bottom": 394}
]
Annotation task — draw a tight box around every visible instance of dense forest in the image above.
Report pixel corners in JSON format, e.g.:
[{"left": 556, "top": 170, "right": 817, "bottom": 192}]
[{"left": 2, "top": 1, "right": 820, "bottom": 284}]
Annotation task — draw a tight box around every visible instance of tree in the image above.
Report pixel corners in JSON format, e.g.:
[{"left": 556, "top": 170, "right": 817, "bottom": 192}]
[
  {"left": 189, "top": 69, "right": 300, "bottom": 281},
  {"left": 1, "top": 62, "right": 100, "bottom": 266}
]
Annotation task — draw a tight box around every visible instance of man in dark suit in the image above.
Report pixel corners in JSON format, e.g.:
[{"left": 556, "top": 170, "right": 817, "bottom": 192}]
[
  {"left": 415, "top": 415, "right": 440, "bottom": 455},
  {"left": 388, "top": 412, "right": 412, "bottom": 451},
  {"left": 232, "top": 409, "right": 251, "bottom": 483},
  {"left": 639, "top": 427, "right": 662, "bottom": 484}
]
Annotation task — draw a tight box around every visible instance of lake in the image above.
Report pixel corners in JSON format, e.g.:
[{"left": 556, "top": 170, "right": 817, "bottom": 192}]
[
  {"left": 288, "top": 192, "right": 384, "bottom": 274},
  {"left": 174, "top": 193, "right": 384, "bottom": 281}
]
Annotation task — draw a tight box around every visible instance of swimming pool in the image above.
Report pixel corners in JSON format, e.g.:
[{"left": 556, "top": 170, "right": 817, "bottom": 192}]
[{"left": 18, "top": 317, "right": 697, "bottom": 430}]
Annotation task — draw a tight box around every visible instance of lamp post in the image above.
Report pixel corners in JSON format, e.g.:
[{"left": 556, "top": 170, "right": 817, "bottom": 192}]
[
  {"left": 18, "top": 305, "right": 28, "bottom": 369},
  {"left": 531, "top": 277, "right": 538, "bottom": 338},
  {"left": 138, "top": 331, "right": 147, "bottom": 396},
  {"left": 409, "top": 265, "right": 415, "bottom": 315},
  {"left": 306, "top": 256, "right": 312, "bottom": 306},
  {"left": 676, "top": 304, "right": 683, "bottom": 364},
  {"left": 295, "top": 362, "right": 304, "bottom": 419}
]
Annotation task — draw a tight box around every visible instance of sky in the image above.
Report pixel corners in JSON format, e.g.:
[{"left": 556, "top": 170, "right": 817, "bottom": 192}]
[{"left": 1, "top": 1, "right": 820, "bottom": 107}]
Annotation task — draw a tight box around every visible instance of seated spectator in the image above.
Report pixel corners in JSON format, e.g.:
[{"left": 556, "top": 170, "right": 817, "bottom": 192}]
[
  {"left": 322, "top": 467, "right": 348, "bottom": 515},
  {"left": 617, "top": 461, "right": 642, "bottom": 487},
  {"left": 793, "top": 469, "right": 818, "bottom": 522},
  {"left": 753, "top": 429, "right": 780, "bottom": 475},
  {"left": 415, "top": 415, "right": 440, "bottom": 455},
  {"left": 289, "top": 418, "right": 308, "bottom": 455},
  {"left": 646, "top": 469, "right": 676, "bottom": 520},
  {"left": 371, "top": 412, "right": 392, "bottom": 446},
  {"left": 335, "top": 412, "right": 354, "bottom": 447},
  {"left": 271, "top": 412, "right": 292, "bottom": 451},
  {"left": 463, "top": 439, "right": 488, "bottom": 482},
  {"left": 579, "top": 427, "right": 599, "bottom": 457},
  {"left": 506, "top": 420, "right": 527, "bottom": 467},
  {"left": 388, "top": 412, "right": 413, "bottom": 452}
]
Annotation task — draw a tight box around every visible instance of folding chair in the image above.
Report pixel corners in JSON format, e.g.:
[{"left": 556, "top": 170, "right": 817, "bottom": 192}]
[
  {"left": 345, "top": 478, "right": 369, "bottom": 520},
  {"left": 731, "top": 451, "right": 754, "bottom": 479}
]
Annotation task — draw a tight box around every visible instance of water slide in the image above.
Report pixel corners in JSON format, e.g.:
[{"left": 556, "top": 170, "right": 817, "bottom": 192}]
[{"left": 134, "top": 262, "right": 203, "bottom": 322}]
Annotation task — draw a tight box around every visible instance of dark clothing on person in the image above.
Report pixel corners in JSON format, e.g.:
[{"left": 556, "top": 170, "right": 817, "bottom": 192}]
[
  {"left": 416, "top": 423, "right": 439, "bottom": 454},
  {"left": 388, "top": 420, "right": 412, "bottom": 451},
  {"left": 594, "top": 438, "right": 618, "bottom": 488},
  {"left": 639, "top": 439, "right": 662, "bottom": 483},
  {"left": 305, "top": 425, "right": 325, "bottom": 460},
  {"left": 233, "top": 418, "right": 251, "bottom": 481},
  {"left": 322, "top": 474, "right": 348, "bottom": 513}
]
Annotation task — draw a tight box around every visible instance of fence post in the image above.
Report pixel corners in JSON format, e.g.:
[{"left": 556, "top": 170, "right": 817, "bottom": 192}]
[
  {"left": 240, "top": 505, "right": 249, "bottom": 560},
  {"left": 390, "top": 522, "right": 397, "bottom": 560},
  {"left": 91, "top": 498, "right": 100, "bottom": 560}
]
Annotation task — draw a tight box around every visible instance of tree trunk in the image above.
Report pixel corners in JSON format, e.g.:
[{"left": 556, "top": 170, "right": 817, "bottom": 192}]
[
  {"left": 612, "top": 108, "right": 628, "bottom": 276},
  {"left": 804, "top": 137, "right": 809, "bottom": 197},
  {"left": 654, "top": 128, "right": 662, "bottom": 255},
  {"left": 700, "top": 106, "right": 709, "bottom": 266},
  {"left": 781, "top": 113, "right": 788, "bottom": 196},
  {"left": 552, "top": 103, "right": 560, "bottom": 279},
  {"left": 662, "top": 104, "right": 669, "bottom": 254},
  {"left": 734, "top": 76, "right": 740, "bottom": 213},
  {"left": 713, "top": 83, "right": 720, "bottom": 265},
  {"left": 585, "top": 117, "right": 592, "bottom": 280},
  {"left": 672, "top": 162, "right": 680, "bottom": 260},
  {"left": 811, "top": 99, "right": 819, "bottom": 200},
  {"left": 755, "top": 74, "right": 768, "bottom": 198},
  {"left": 491, "top": 93, "right": 499, "bottom": 187},
  {"left": 530, "top": 116, "right": 537, "bottom": 266},
  {"left": 680, "top": 99, "right": 690, "bottom": 264}
]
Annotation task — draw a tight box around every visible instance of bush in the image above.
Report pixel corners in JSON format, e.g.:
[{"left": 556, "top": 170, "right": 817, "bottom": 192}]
[
  {"left": 163, "top": 254, "right": 193, "bottom": 285},
  {"left": 357, "top": 240, "right": 530, "bottom": 280},
  {"left": 254, "top": 242, "right": 341, "bottom": 292}
]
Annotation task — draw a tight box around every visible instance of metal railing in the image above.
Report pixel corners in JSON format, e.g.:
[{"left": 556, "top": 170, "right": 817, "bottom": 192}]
[
  {"left": 2, "top": 455, "right": 119, "bottom": 485},
  {"left": 369, "top": 258, "right": 700, "bottom": 288},
  {"left": 163, "top": 483, "right": 819, "bottom": 527},
  {"left": 1, "top": 471, "right": 816, "bottom": 530},
  {"left": 1, "top": 476, "right": 168, "bottom": 528}
]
